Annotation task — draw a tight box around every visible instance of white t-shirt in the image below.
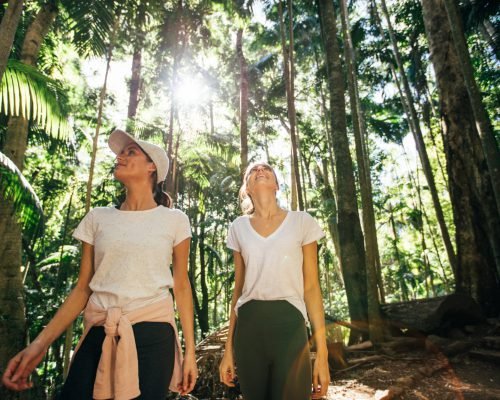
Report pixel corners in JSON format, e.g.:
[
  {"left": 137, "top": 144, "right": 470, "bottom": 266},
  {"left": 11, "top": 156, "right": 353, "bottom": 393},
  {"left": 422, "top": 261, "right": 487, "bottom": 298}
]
[
  {"left": 226, "top": 211, "right": 325, "bottom": 321},
  {"left": 73, "top": 206, "right": 191, "bottom": 312}
]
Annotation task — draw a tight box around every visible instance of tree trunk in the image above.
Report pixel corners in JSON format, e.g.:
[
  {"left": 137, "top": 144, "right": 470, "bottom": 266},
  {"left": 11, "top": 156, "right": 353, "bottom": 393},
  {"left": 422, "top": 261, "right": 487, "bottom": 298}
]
[
  {"left": 165, "top": 0, "right": 185, "bottom": 195},
  {"left": 421, "top": 0, "right": 500, "bottom": 316},
  {"left": 318, "top": 0, "right": 368, "bottom": 344},
  {"left": 85, "top": 18, "right": 118, "bottom": 212},
  {"left": 171, "top": 132, "right": 181, "bottom": 205},
  {"left": 60, "top": 189, "right": 75, "bottom": 378},
  {"left": 278, "top": 0, "right": 303, "bottom": 210},
  {"left": 0, "top": 6, "right": 57, "bottom": 397},
  {"left": 0, "top": 0, "right": 24, "bottom": 82},
  {"left": 317, "top": 158, "right": 341, "bottom": 265},
  {"left": 127, "top": 47, "right": 142, "bottom": 122},
  {"left": 380, "top": 294, "right": 484, "bottom": 334},
  {"left": 443, "top": 0, "right": 500, "bottom": 216},
  {"left": 127, "top": 1, "right": 146, "bottom": 125},
  {"left": 339, "top": 0, "right": 384, "bottom": 343},
  {"left": 236, "top": 28, "right": 248, "bottom": 176},
  {"left": 376, "top": 0, "right": 457, "bottom": 278},
  {"left": 197, "top": 214, "right": 209, "bottom": 338},
  {"left": 388, "top": 205, "right": 410, "bottom": 302}
]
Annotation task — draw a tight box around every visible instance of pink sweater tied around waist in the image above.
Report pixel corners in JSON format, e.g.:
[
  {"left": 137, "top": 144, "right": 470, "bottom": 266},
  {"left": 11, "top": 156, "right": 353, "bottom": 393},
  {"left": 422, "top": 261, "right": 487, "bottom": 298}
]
[{"left": 71, "top": 296, "right": 183, "bottom": 400}]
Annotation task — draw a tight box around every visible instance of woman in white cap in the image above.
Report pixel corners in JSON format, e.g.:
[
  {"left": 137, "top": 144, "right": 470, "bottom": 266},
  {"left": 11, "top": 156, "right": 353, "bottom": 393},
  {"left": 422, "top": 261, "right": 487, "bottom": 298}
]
[
  {"left": 219, "top": 162, "right": 330, "bottom": 400},
  {"left": 2, "top": 129, "right": 198, "bottom": 399}
]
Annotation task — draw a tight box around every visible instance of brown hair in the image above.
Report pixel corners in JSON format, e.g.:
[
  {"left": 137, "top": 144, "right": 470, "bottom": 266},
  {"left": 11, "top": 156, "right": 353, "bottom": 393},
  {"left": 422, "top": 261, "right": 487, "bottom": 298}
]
[
  {"left": 152, "top": 174, "right": 172, "bottom": 208},
  {"left": 239, "top": 162, "right": 279, "bottom": 215},
  {"left": 144, "top": 149, "right": 172, "bottom": 208}
]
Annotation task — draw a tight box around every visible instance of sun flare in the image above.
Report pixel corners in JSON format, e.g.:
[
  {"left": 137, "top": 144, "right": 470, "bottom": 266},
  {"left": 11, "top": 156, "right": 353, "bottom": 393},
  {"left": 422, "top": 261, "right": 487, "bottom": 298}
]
[{"left": 173, "top": 77, "right": 209, "bottom": 106}]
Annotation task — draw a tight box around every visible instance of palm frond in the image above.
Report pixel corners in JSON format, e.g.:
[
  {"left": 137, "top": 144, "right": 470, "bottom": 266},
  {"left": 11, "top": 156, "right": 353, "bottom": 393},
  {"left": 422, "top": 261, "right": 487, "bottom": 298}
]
[
  {"left": 0, "top": 60, "right": 72, "bottom": 141},
  {"left": 63, "top": 0, "right": 117, "bottom": 57},
  {"left": 36, "top": 245, "right": 79, "bottom": 270},
  {"left": 0, "top": 151, "right": 44, "bottom": 233}
]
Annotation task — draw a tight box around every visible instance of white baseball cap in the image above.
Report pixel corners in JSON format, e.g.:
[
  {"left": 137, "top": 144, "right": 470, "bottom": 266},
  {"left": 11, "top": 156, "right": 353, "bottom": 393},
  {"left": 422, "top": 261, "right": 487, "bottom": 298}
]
[{"left": 108, "top": 129, "right": 169, "bottom": 183}]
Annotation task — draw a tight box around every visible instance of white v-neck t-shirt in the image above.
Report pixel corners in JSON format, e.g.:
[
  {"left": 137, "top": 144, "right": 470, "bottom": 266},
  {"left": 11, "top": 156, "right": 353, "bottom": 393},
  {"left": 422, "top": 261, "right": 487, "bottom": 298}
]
[
  {"left": 226, "top": 211, "right": 325, "bottom": 321},
  {"left": 72, "top": 206, "right": 191, "bottom": 312}
]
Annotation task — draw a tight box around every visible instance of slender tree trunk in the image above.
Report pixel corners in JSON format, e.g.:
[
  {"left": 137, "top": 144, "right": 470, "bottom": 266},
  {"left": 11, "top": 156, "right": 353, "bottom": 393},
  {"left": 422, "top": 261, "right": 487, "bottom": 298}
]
[
  {"left": 171, "top": 132, "right": 181, "bottom": 205},
  {"left": 443, "top": 0, "right": 500, "bottom": 216},
  {"left": 339, "top": 0, "right": 384, "bottom": 342},
  {"left": 278, "top": 0, "right": 303, "bottom": 210},
  {"left": 127, "top": 47, "right": 142, "bottom": 122},
  {"left": 165, "top": 0, "right": 185, "bottom": 194},
  {"left": 290, "top": 149, "right": 298, "bottom": 210},
  {"left": 236, "top": 28, "right": 248, "bottom": 175},
  {"left": 376, "top": 0, "right": 457, "bottom": 276},
  {"left": 318, "top": 0, "right": 368, "bottom": 343},
  {"left": 421, "top": 0, "right": 500, "bottom": 315},
  {"left": 388, "top": 206, "right": 409, "bottom": 301},
  {"left": 0, "top": 6, "right": 57, "bottom": 396},
  {"left": 127, "top": 1, "right": 146, "bottom": 125},
  {"left": 85, "top": 19, "right": 118, "bottom": 212},
  {"left": 60, "top": 188, "right": 74, "bottom": 378},
  {"left": 479, "top": 19, "right": 499, "bottom": 59},
  {"left": 0, "top": 0, "right": 24, "bottom": 82},
  {"left": 317, "top": 158, "right": 341, "bottom": 264},
  {"left": 197, "top": 214, "right": 209, "bottom": 338}
]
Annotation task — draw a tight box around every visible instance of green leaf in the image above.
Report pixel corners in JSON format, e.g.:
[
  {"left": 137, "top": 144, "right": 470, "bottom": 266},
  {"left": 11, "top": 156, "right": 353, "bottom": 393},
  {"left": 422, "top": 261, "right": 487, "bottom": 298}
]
[
  {"left": 0, "top": 60, "right": 72, "bottom": 141},
  {"left": 0, "top": 151, "right": 44, "bottom": 234}
]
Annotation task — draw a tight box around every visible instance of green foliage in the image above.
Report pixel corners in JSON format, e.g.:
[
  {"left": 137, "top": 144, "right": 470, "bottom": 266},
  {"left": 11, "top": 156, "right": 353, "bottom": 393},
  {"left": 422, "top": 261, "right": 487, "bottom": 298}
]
[
  {"left": 63, "top": 0, "right": 118, "bottom": 57},
  {"left": 0, "top": 150, "right": 43, "bottom": 234},
  {"left": 0, "top": 60, "right": 71, "bottom": 140}
]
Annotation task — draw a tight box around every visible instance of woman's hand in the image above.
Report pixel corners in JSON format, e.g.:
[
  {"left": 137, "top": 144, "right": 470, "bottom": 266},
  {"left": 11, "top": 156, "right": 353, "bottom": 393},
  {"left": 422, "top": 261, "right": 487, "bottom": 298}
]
[
  {"left": 311, "top": 351, "right": 330, "bottom": 399},
  {"left": 177, "top": 350, "right": 198, "bottom": 395},
  {"left": 2, "top": 341, "right": 48, "bottom": 391},
  {"left": 219, "top": 350, "right": 237, "bottom": 387}
]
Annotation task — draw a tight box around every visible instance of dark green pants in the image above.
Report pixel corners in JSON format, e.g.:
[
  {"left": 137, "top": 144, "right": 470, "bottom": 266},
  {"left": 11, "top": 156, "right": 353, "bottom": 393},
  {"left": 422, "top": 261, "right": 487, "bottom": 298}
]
[{"left": 234, "top": 300, "right": 312, "bottom": 400}]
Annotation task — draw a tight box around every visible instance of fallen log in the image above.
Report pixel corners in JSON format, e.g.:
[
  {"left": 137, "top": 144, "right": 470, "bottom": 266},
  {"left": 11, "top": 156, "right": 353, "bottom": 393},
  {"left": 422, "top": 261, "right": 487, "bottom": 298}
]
[
  {"left": 482, "top": 336, "right": 500, "bottom": 350},
  {"left": 469, "top": 349, "right": 500, "bottom": 365},
  {"left": 379, "top": 337, "right": 424, "bottom": 354},
  {"left": 380, "top": 294, "right": 484, "bottom": 334}
]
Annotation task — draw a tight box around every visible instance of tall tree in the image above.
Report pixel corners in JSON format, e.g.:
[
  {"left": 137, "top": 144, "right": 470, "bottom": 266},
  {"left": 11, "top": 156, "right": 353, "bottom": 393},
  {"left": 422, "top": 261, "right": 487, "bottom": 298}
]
[
  {"left": 0, "top": 6, "right": 58, "bottom": 396},
  {"left": 339, "top": 0, "right": 384, "bottom": 342},
  {"left": 421, "top": 0, "right": 500, "bottom": 315},
  {"left": 443, "top": 0, "right": 500, "bottom": 215},
  {"left": 236, "top": 27, "right": 248, "bottom": 174},
  {"left": 126, "top": 0, "right": 148, "bottom": 124},
  {"left": 0, "top": 0, "right": 24, "bottom": 82},
  {"left": 164, "top": 0, "right": 186, "bottom": 197},
  {"left": 278, "top": 0, "right": 304, "bottom": 210},
  {"left": 318, "top": 0, "right": 368, "bottom": 343},
  {"left": 376, "top": 0, "right": 457, "bottom": 276}
]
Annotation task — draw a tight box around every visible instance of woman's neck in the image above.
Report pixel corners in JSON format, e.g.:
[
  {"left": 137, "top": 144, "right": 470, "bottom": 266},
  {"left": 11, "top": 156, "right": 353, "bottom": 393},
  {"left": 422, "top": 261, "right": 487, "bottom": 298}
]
[
  {"left": 121, "top": 182, "right": 157, "bottom": 211},
  {"left": 251, "top": 192, "right": 281, "bottom": 218}
]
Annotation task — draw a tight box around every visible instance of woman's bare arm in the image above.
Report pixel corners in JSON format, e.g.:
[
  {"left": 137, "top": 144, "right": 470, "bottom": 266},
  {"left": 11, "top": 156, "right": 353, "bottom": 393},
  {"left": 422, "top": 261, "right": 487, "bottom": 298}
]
[
  {"left": 219, "top": 250, "right": 245, "bottom": 387},
  {"left": 303, "top": 241, "right": 330, "bottom": 398},
  {"left": 172, "top": 238, "right": 197, "bottom": 395},
  {"left": 2, "top": 241, "right": 94, "bottom": 391}
]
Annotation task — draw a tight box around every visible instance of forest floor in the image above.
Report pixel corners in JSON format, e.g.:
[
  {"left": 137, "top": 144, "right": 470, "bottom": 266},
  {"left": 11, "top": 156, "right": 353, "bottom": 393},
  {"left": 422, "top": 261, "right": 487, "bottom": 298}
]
[
  {"left": 190, "top": 316, "right": 500, "bottom": 400},
  {"left": 325, "top": 350, "right": 500, "bottom": 399}
]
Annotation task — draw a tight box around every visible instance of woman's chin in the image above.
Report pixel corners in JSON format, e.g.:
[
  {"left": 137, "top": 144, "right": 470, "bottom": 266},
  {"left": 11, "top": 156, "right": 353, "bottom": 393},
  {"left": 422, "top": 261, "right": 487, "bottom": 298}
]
[{"left": 113, "top": 170, "right": 126, "bottom": 183}]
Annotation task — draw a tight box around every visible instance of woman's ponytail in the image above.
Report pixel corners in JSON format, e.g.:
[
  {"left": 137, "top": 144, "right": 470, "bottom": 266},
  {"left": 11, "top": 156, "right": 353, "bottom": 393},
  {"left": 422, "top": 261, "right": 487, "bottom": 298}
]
[{"left": 154, "top": 181, "right": 172, "bottom": 208}]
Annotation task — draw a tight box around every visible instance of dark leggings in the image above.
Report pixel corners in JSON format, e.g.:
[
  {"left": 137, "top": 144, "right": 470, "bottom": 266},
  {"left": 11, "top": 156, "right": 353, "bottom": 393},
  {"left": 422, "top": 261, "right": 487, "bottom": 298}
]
[
  {"left": 234, "top": 300, "right": 312, "bottom": 400},
  {"left": 59, "top": 322, "right": 175, "bottom": 400}
]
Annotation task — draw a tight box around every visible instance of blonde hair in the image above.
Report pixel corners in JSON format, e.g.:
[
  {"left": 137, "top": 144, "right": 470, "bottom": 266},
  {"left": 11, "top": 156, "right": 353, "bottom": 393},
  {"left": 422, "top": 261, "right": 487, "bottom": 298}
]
[{"left": 239, "top": 162, "right": 279, "bottom": 215}]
